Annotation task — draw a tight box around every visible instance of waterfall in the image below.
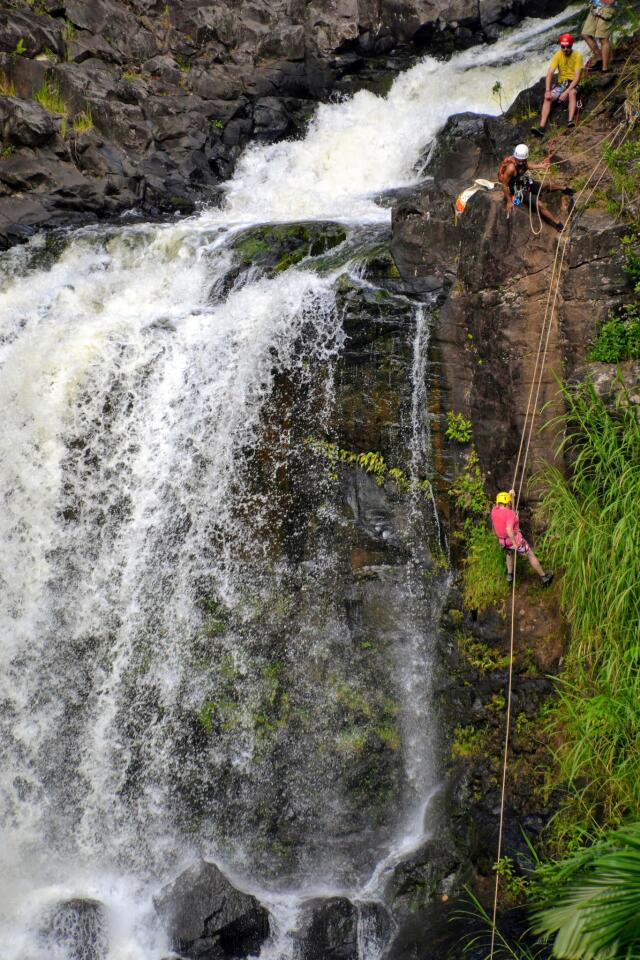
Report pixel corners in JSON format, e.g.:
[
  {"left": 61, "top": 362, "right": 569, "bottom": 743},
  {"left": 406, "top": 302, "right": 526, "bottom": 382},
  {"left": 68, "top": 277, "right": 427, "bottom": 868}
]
[{"left": 0, "top": 9, "right": 578, "bottom": 959}]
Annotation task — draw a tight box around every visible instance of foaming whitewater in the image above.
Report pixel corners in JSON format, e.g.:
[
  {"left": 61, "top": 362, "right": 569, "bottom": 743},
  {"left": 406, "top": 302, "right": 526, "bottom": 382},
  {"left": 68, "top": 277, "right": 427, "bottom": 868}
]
[
  {"left": 210, "top": 7, "right": 581, "bottom": 223},
  {"left": 0, "top": 9, "right": 577, "bottom": 959}
]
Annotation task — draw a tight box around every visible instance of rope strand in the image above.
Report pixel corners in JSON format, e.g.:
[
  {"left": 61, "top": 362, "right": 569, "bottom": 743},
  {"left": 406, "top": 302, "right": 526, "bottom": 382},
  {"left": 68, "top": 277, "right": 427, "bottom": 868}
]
[{"left": 488, "top": 118, "right": 634, "bottom": 958}]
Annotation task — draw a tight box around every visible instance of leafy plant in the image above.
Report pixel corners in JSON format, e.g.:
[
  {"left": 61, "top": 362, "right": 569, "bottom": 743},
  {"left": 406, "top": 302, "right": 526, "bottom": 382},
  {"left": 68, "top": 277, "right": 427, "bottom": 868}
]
[
  {"left": 492, "top": 79, "right": 505, "bottom": 114},
  {"left": 493, "top": 856, "right": 528, "bottom": 901},
  {"left": 452, "top": 723, "right": 490, "bottom": 758},
  {"left": 449, "top": 448, "right": 489, "bottom": 518},
  {"left": 590, "top": 236, "right": 640, "bottom": 361},
  {"left": 590, "top": 311, "right": 632, "bottom": 362},
  {"left": 457, "top": 631, "right": 511, "bottom": 671},
  {"left": 446, "top": 410, "right": 473, "bottom": 443},
  {"left": 14, "top": 38, "right": 26, "bottom": 56},
  {"left": 532, "top": 822, "right": 640, "bottom": 959},
  {"left": 305, "top": 438, "right": 420, "bottom": 493}
]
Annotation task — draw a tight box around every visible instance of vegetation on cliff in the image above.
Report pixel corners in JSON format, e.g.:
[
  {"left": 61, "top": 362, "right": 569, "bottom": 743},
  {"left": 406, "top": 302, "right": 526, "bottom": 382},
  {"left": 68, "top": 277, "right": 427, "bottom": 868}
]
[{"left": 447, "top": 26, "right": 640, "bottom": 959}]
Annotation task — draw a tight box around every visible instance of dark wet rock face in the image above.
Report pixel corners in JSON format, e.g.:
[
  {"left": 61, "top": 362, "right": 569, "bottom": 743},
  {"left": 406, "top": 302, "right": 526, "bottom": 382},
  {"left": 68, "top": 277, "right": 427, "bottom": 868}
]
[
  {"left": 39, "top": 898, "right": 108, "bottom": 960},
  {"left": 153, "top": 860, "right": 270, "bottom": 960},
  {"left": 293, "top": 897, "right": 392, "bottom": 960},
  {"left": 391, "top": 114, "right": 630, "bottom": 493},
  {"left": 0, "top": 0, "right": 567, "bottom": 247}
]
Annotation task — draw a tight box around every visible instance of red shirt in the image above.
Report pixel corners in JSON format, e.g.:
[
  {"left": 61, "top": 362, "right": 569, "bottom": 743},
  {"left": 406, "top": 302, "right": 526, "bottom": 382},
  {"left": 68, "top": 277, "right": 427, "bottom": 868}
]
[{"left": 491, "top": 504, "right": 519, "bottom": 541}]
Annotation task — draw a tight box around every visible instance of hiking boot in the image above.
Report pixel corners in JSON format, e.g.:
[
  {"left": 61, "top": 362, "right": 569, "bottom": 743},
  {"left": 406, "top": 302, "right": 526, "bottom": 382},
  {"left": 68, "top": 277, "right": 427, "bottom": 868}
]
[
  {"left": 541, "top": 570, "right": 554, "bottom": 586},
  {"left": 506, "top": 573, "right": 513, "bottom": 584},
  {"left": 567, "top": 120, "right": 576, "bottom": 129},
  {"left": 563, "top": 186, "right": 576, "bottom": 196},
  {"left": 554, "top": 221, "right": 564, "bottom": 233},
  {"left": 531, "top": 126, "right": 545, "bottom": 138}
]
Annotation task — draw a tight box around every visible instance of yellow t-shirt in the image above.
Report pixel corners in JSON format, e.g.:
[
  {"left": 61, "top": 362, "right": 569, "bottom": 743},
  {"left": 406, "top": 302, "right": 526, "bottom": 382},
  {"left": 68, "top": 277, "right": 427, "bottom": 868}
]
[{"left": 549, "top": 49, "right": 584, "bottom": 84}]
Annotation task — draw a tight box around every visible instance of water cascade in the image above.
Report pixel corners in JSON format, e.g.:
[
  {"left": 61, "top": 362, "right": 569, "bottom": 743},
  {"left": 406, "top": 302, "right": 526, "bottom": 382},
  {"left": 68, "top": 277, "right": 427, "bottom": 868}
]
[{"left": 0, "top": 11, "right": 577, "bottom": 959}]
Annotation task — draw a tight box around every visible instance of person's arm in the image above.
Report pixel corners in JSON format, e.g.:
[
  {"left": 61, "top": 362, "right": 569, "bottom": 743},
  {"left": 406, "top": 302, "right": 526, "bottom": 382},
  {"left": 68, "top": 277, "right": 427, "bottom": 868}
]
[
  {"left": 544, "top": 65, "right": 556, "bottom": 100},
  {"left": 505, "top": 493, "right": 517, "bottom": 543},
  {"left": 561, "top": 65, "right": 582, "bottom": 99},
  {"left": 499, "top": 161, "right": 515, "bottom": 206}
]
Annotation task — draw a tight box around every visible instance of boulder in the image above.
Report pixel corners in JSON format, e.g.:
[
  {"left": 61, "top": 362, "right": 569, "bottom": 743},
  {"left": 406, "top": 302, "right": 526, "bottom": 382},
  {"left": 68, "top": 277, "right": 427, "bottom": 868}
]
[
  {"left": 0, "top": 96, "right": 56, "bottom": 147},
  {"left": 153, "top": 860, "right": 270, "bottom": 960},
  {"left": 39, "top": 897, "right": 108, "bottom": 960},
  {"left": 67, "top": 31, "right": 122, "bottom": 65},
  {"left": 292, "top": 897, "right": 392, "bottom": 960},
  {"left": 0, "top": 9, "right": 64, "bottom": 58},
  {"left": 257, "top": 25, "right": 306, "bottom": 61}
]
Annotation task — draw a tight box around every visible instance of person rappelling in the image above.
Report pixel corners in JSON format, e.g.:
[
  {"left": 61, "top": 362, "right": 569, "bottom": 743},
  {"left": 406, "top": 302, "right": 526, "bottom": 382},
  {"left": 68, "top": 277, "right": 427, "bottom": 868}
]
[
  {"left": 498, "top": 144, "right": 573, "bottom": 232},
  {"left": 532, "top": 33, "right": 584, "bottom": 137},
  {"left": 491, "top": 491, "right": 554, "bottom": 586}
]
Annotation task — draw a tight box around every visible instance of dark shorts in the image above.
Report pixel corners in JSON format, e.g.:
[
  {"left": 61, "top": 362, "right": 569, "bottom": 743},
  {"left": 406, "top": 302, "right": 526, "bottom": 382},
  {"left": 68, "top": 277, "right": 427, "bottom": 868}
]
[
  {"left": 509, "top": 177, "right": 541, "bottom": 207},
  {"left": 500, "top": 535, "right": 530, "bottom": 555}
]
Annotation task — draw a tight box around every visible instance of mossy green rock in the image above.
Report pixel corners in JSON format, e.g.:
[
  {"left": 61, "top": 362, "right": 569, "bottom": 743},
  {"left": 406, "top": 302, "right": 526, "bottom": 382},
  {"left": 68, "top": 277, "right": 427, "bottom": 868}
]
[{"left": 232, "top": 222, "right": 347, "bottom": 273}]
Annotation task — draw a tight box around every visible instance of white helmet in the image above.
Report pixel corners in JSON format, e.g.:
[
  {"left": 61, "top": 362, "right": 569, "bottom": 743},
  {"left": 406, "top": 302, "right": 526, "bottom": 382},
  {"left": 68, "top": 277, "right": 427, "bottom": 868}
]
[{"left": 513, "top": 143, "right": 529, "bottom": 161}]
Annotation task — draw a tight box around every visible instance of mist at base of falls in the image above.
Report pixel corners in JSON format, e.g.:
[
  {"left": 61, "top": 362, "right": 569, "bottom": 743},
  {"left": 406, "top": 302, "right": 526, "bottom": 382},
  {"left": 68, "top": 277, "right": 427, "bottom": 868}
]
[{"left": 0, "top": 8, "right": 578, "bottom": 958}]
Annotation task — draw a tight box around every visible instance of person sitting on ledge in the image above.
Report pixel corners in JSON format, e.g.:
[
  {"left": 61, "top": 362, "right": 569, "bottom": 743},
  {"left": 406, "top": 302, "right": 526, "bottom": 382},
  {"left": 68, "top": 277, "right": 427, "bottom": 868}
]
[
  {"left": 491, "top": 490, "right": 554, "bottom": 586},
  {"left": 532, "top": 33, "right": 583, "bottom": 137},
  {"left": 498, "top": 143, "right": 573, "bottom": 233}
]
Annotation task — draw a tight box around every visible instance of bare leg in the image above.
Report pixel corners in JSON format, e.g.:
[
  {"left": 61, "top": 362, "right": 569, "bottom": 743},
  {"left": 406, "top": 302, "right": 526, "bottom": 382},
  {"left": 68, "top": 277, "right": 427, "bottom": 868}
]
[
  {"left": 541, "top": 178, "right": 569, "bottom": 193},
  {"left": 601, "top": 37, "right": 611, "bottom": 70},
  {"left": 506, "top": 552, "right": 514, "bottom": 576},
  {"left": 567, "top": 89, "right": 577, "bottom": 122},
  {"left": 526, "top": 549, "right": 546, "bottom": 577},
  {"left": 582, "top": 34, "right": 601, "bottom": 63},
  {"left": 537, "top": 198, "right": 562, "bottom": 228},
  {"left": 539, "top": 97, "right": 553, "bottom": 129}
]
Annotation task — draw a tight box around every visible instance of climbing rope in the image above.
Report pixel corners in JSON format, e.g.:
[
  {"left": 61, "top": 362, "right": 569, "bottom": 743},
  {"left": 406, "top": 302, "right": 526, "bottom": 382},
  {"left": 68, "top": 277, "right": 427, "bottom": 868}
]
[{"left": 488, "top": 116, "right": 635, "bottom": 960}]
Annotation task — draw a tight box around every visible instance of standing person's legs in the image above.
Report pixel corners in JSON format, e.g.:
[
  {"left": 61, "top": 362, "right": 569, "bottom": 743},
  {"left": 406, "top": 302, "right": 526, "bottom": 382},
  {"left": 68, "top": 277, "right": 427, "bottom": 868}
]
[
  {"left": 511, "top": 534, "right": 553, "bottom": 582},
  {"left": 525, "top": 547, "right": 546, "bottom": 578},
  {"left": 582, "top": 11, "right": 603, "bottom": 64},
  {"left": 505, "top": 549, "right": 514, "bottom": 579},
  {"left": 601, "top": 36, "right": 612, "bottom": 71}
]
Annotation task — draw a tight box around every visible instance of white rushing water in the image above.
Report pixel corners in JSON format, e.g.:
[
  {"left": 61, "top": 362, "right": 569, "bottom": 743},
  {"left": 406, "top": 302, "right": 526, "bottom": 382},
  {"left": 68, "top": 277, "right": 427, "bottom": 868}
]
[{"left": 0, "top": 9, "right": 578, "bottom": 960}]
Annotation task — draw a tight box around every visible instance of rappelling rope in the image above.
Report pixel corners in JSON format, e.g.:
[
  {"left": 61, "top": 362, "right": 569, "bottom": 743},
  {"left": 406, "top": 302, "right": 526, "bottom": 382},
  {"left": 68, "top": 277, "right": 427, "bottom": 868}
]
[
  {"left": 488, "top": 117, "right": 634, "bottom": 960},
  {"left": 512, "top": 120, "right": 627, "bottom": 502}
]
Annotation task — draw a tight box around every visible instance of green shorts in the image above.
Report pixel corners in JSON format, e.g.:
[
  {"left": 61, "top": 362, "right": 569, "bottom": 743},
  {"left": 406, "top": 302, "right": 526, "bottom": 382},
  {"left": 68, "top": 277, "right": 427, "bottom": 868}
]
[{"left": 582, "top": 8, "right": 614, "bottom": 39}]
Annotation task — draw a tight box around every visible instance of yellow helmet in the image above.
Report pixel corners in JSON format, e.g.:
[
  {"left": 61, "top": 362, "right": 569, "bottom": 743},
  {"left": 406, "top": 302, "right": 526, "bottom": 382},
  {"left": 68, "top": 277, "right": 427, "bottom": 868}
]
[{"left": 496, "top": 491, "right": 512, "bottom": 505}]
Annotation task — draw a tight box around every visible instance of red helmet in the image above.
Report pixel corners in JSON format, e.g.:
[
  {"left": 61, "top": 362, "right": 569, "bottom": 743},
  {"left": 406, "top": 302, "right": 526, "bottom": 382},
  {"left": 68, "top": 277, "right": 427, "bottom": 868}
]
[{"left": 559, "top": 33, "right": 574, "bottom": 45}]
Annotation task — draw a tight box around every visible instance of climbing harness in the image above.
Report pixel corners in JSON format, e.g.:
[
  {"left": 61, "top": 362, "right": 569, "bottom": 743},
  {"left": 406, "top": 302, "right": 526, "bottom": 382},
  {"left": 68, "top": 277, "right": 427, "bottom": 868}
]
[{"left": 488, "top": 116, "right": 635, "bottom": 960}]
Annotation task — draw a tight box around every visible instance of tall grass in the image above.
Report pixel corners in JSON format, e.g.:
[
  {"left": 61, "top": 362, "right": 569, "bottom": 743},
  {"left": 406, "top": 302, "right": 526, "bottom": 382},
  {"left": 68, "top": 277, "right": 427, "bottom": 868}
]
[
  {"left": 463, "top": 524, "right": 509, "bottom": 610},
  {"left": 0, "top": 70, "right": 16, "bottom": 96},
  {"left": 72, "top": 107, "right": 93, "bottom": 134},
  {"left": 538, "top": 379, "right": 640, "bottom": 828},
  {"left": 34, "top": 77, "right": 67, "bottom": 115}
]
